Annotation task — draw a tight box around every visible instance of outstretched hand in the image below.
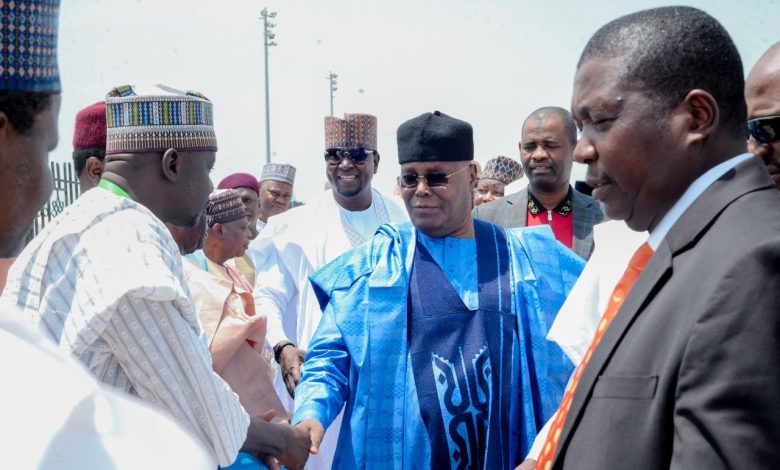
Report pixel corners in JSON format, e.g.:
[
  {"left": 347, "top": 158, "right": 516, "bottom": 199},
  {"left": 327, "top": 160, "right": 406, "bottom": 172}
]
[
  {"left": 276, "top": 422, "right": 312, "bottom": 470},
  {"left": 296, "top": 419, "right": 325, "bottom": 455}
]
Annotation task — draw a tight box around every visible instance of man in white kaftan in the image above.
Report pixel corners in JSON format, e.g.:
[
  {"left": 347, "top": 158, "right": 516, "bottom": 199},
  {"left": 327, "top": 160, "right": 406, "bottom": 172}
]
[
  {"left": 248, "top": 113, "right": 407, "bottom": 469},
  {"left": 2, "top": 85, "right": 311, "bottom": 469}
]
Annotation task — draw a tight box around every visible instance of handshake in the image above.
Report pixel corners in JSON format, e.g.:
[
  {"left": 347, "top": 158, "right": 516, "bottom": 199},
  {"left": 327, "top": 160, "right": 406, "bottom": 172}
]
[{"left": 244, "top": 412, "right": 325, "bottom": 470}]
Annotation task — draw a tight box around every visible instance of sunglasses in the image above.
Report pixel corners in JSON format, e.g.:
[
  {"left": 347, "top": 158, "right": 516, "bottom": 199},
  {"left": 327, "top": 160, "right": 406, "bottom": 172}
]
[
  {"left": 324, "top": 148, "right": 375, "bottom": 165},
  {"left": 397, "top": 165, "right": 470, "bottom": 189},
  {"left": 747, "top": 115, "right": 780, "bottom": 144}
]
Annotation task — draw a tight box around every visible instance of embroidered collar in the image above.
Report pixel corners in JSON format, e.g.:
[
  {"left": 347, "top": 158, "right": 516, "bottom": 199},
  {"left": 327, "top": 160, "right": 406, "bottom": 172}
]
[{"left": 527, "top": 187, "right": 572, "bottom": 216}]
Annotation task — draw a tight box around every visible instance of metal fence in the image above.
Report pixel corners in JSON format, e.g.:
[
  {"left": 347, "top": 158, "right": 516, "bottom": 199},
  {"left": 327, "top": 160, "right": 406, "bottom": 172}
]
[{"left": 26, "top": 161, "right": 80, "bottom": 243}]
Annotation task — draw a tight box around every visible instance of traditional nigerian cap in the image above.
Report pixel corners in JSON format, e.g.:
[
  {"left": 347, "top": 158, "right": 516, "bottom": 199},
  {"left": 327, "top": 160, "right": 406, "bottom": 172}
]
[
  {"left": 481, "top": 156, "right": 522, "bottom": 185},
  {"left": 105, "top": 84, "right": 217, "bottom": 155},
  {"left": 0, "top": 0, "right": 61, "bottom": 91},
  {"left": 218, "top": 172, "right": 259, "bottom": 195},
  {"left": 324, "top": 113, "right": 377, "bottom": 150},
  {"left": 206, "top": 189, "right": 247, "bottom": 227},
  {"left": 397, "top": 110, "right": 473, "bottom": 164},
  {"left": 73, "top": 101, "right": 106, "bottom": 152},
  {"left": 260, "top": 162, "right": 296, "bottom": 185}
]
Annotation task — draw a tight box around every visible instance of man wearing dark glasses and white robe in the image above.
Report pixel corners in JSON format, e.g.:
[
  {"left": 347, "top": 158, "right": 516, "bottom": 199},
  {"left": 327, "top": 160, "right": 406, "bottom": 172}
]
[
  {"left": 293, "top": 111, "right": 584, "bottom": 469},
  {"left": 247, "top": 112, "right": 406, "bottom": 470},
  {"left": 746, "top": 42, "right": 780, "bottom": 190}
]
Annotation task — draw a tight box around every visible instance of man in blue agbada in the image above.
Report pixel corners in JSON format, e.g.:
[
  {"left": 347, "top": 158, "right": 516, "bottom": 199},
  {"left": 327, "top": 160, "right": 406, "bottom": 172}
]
[{"left": 294, "top": 111, "right": 583, "bottom": 469}]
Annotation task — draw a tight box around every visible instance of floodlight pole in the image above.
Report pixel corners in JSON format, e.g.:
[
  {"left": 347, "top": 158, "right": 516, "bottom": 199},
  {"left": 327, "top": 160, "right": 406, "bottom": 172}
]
[
  {"left": 261, "top": 8, "right": 277, "bottom": 163},
  {"left": 328, "top": 71, "right": 338, "bottom": 116}
]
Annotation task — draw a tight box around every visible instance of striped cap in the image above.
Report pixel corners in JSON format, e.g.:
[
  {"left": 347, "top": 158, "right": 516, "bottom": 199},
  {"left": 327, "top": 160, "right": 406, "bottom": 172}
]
[
  {"left": 0, "top": 0, "right": 61, "bottom": 91},
  {"left": 105, "top": 84, "right": 217, "bottom": 155},
  {"left": 260, "top": 162, "right": 296, "bottom": 185},
  {"left": 324, "top": 113, "right": 377, "bottom": 150},
  {"left": 206, "top": 189, "right": 247, "bottom": 227}
]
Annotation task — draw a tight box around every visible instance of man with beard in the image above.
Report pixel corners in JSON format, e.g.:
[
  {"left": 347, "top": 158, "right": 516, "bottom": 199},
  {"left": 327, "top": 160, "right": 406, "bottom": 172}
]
[
  {"left": 745, "top": 42, "right": 780, "bottom": 189},
  {"left": 2, "top": 84, "right": 310, "bottom": 469},
  {"left": 474, "top": 107, "right": 603, "bottom": 260},
  {"left": 248, "top": 112, "right": 406, "bottom": 470}
]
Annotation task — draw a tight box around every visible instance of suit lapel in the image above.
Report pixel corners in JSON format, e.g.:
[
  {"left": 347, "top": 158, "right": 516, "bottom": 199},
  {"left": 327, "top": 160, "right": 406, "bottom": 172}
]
[
  {"left": 553, "top": 242, "right": 672, "bottom": 464},
  {"left": 571, "top": 189, "right": 596, "bottom": 260},
  {"left": 552, "top": 157, "right": 775, "bottom": 467},
  {"left": 504, "top": 188, "right": 527, "bottom": 228}
]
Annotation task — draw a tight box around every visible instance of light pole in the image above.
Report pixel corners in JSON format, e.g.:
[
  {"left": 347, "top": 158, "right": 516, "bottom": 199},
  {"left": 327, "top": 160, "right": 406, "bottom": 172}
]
[
  {"left": 327, "top": 71, "right": 338, "bottom": 116},
  {"left": 260, "top": 8, "right": 277, "bottom": 163}
]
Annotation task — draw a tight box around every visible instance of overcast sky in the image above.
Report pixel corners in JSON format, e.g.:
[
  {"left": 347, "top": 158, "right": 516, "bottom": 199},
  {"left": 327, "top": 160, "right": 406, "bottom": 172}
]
[{"left": 54, "top": 0, "right": 779, "bottom": 202}]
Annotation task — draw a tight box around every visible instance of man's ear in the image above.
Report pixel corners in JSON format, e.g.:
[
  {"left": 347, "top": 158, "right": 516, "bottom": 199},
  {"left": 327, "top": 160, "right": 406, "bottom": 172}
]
[
  {"left": 212, "top": 223, "right": 224, "bottom": 238},
  {"left": 681, "top": 89, "right": 719, "bottom": 146},
  {"left": 86, "top": 157, "right": 104, "bottom": 185},
  {"left": 373, "top": 152, "right": 381, "bottom": 175},
  {"left": 0, "top": 111, "right": 12, "bottom": 145},
  {"left": 161, "top": 148, "right": 181, "bottom": 182},
  {"left": 469, "top": 161, "right": 479, "bottom": 190}
]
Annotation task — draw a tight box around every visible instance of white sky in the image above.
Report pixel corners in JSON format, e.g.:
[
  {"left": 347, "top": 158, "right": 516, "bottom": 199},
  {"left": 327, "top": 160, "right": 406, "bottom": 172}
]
[{"left": 54, "top": 0, "right": 779, "bottom": 202}]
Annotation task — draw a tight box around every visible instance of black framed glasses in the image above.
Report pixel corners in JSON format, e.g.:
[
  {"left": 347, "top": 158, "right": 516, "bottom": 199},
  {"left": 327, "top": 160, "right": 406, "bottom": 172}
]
[
  {"left": 747, "top": 115, "right": 780, "bottom": 144},
  {"left": 324, "top": 148, "right": 375, "bottom": 165},
  {"left": 397, "top": 165, "right": 470, "bottom": 189}
]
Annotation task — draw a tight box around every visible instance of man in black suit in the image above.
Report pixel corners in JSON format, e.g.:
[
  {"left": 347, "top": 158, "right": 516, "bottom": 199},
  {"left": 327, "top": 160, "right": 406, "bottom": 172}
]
[
  {"left": 473, "top": 107, "right": 603, "bottom": 260},
  {"left": 536, "top": 6, "right": 780, "bottom": 470}
]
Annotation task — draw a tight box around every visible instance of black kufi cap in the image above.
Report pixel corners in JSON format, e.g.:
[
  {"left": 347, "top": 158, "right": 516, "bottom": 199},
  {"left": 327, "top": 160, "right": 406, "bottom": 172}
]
[{"left": 396, "top": 111, "right": 473, "bottom": 164}]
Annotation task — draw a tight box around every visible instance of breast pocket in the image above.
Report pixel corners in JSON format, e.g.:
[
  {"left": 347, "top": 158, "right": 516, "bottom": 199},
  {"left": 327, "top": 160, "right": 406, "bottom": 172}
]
[{"left": 593, "top": 375, "right": 658, "bottom": 400}]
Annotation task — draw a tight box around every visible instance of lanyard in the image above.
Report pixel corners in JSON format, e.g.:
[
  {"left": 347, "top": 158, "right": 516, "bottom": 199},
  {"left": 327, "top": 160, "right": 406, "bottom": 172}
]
[{"left": 98, "top": 179, "right": 133, "bottom": 200}]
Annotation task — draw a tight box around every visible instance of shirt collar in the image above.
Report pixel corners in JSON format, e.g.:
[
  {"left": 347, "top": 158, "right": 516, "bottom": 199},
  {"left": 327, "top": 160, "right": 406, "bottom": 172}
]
[
  {"left": 647, "top": 153, "right": 753, "bottom": 250},
  {"left": 527, "top": 186, "right": 573, "bottom": 216}
]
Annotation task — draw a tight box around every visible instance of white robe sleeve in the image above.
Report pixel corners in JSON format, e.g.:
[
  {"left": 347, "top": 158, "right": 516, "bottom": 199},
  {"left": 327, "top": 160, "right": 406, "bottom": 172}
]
[
  {"left": 250, "top": 238, "right": 298, "bottom": 348},
  {"left": 100, "top": 294, "right": 249, "bottom": 467}
]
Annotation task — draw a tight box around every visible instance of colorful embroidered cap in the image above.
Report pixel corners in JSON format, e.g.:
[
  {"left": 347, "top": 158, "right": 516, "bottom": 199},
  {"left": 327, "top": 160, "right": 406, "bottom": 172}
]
[
  {"left": 0, "top": 0, "right": 61, "bottom": 91},
  {"left": 397, "top": 110, "right": 473, "bottom": 163},
  {"left": 259, "top": 162, "right": 296, "bottom": 185},
  {"left": 206, "top": 189, "right": 247, "bottom": 227},
  {"left": 324, "top": 113, "right": 377, "bottom": 150},
  {"left": 481, "top": 156, "right": 522, "bottom": 185},
  {"left": 73, "top": 101, "right": 106, "bottom": 152},
  {"left": 105, "top": 84, "right": 217, "bottom": 155},
  {"left": 218, "top": 172, "right": 260, "bottom": 196}
]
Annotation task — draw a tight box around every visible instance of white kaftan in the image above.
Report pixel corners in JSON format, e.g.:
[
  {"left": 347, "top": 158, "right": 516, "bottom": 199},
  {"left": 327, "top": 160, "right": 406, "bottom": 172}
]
[
  {"left": 1, "top": 187, "right": 249, "bottom": 467},
  {"left": 0, "top": 309, "right": 215, "bottom": 469}
]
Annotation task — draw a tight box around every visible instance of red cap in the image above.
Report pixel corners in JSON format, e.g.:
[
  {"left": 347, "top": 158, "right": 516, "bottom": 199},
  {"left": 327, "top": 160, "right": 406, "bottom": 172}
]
[
  {"left": 218, "top": 173, "right": 260, "bottom": 196},
  {"left": 73, "top": 101, "right": 107, "bottom": 151}
]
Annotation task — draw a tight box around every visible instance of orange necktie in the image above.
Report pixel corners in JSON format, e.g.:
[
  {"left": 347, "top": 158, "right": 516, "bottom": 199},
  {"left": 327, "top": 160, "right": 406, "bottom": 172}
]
[{"left": 535, "top": 242, "right": 654, "bottom": 470}]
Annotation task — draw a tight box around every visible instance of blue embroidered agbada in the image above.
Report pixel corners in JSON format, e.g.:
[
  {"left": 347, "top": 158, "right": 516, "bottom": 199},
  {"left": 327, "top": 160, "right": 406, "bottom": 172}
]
[{"left": 293, "top": 221, "right": 583, "bottom": 469}]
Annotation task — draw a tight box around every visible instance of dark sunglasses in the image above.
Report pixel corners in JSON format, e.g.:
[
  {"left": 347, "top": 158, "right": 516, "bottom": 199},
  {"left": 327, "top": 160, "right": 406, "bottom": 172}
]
[
  {"left": 397, "top": 165, "right": 470, "bottom": 189},
  {"left": 747, "top": 115, "right": 780, "bottom": 144},
  {"left": 324, "top": 148, "right": 375, "bottom": 165}
]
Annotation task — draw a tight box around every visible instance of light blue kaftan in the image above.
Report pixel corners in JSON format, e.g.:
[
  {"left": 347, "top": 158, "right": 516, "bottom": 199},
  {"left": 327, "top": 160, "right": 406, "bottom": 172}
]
[{"left": 293, "top": 222, "right": 583, "bottom": 469}]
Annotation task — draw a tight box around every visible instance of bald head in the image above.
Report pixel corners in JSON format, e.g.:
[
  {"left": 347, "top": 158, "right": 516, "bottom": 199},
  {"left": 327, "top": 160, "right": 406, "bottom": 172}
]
[
  {"left": 745, "top": 42, "right": 780, "bottom": 189},
  {"left": 746, "top": 43, "right": 780, "bottom": 118}
]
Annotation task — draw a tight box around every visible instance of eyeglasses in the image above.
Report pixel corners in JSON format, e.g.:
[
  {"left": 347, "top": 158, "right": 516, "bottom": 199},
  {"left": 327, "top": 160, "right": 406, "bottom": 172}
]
[
  {"left": 324, "top": 148, "right": 375, "bottom": 165},
  {"left": 397, "top": 165, "right": 470, "bottom": 189},
  {"left": 747, "top": 115, "right": 780, "bottom": 144}
]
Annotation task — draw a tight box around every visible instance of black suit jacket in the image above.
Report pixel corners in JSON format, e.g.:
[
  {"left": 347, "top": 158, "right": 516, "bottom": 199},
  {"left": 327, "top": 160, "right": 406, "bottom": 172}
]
[
  {"left": 553, "top": 157, "right": 780, "bottom": 469},
  {"left": 472, "top": 186, "right": 604, "bottom": 260}
]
